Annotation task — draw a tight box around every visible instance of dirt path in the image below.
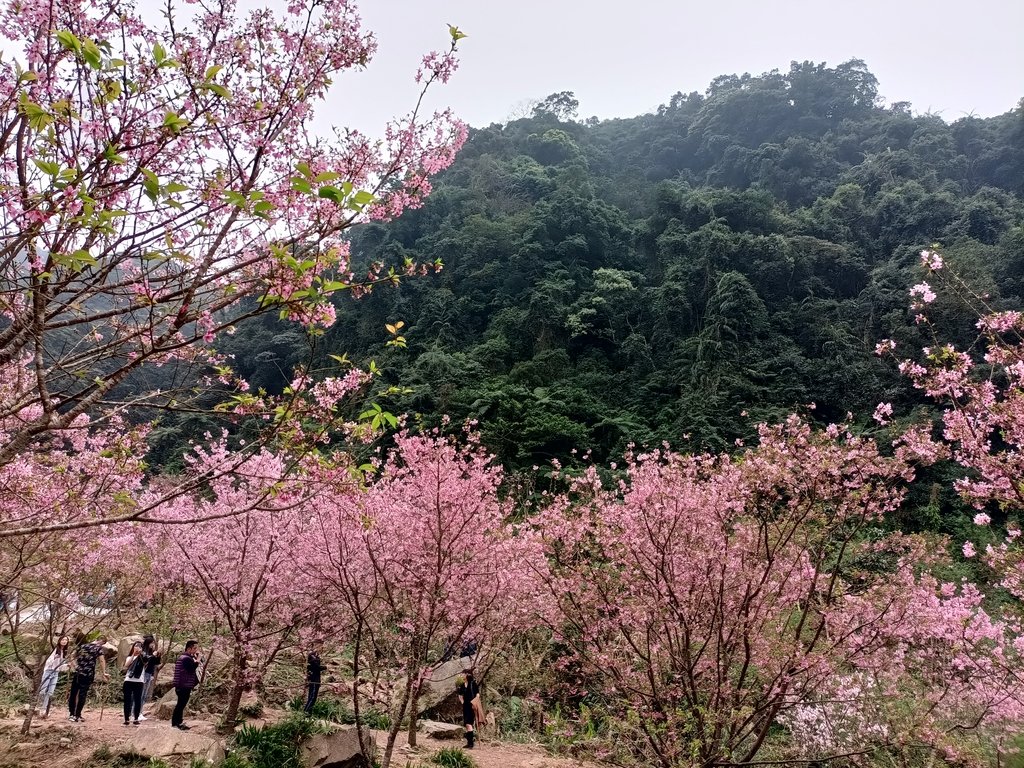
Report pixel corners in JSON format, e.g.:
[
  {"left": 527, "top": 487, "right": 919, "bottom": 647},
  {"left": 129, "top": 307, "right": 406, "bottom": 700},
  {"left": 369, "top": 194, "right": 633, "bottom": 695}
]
[
  {"left": 376, "top": 728, "right": 599, "bottom": 768},
  {"left": 0, "top": 706, "right": 600, "bottom": 768}
]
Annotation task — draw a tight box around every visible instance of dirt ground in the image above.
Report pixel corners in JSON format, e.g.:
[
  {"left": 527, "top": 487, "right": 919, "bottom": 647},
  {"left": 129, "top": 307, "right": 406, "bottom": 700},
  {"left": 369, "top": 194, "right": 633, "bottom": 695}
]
[
  {"left": 376, "top": 728, "right": 599, "bottom": 768},
  {"left": 0, "top": 704, "right": 599, "bottom": 768}
]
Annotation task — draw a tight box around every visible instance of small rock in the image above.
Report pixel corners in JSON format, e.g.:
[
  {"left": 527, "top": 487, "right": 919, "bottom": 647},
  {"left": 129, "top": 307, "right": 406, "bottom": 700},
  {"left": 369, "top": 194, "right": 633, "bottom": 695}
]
[
  {"left": 419, "top": 720, "right": 464, "bottom": 740},
  {"left": 59, "top": 738, "right": 72, "bottom": 747}
]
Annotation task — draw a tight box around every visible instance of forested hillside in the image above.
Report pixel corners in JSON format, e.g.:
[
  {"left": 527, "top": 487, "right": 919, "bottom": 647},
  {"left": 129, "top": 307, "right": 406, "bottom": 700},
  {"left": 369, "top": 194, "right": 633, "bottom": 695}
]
[{"left": 217, "top": 60, "right": 1024, "bottom": 475}]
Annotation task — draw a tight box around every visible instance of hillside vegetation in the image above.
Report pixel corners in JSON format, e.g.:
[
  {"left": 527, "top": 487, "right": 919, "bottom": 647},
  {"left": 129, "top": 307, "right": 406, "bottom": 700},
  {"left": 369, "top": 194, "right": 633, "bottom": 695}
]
[{"left": 210, "top": 61, "right": 1024, "bottom": 475}]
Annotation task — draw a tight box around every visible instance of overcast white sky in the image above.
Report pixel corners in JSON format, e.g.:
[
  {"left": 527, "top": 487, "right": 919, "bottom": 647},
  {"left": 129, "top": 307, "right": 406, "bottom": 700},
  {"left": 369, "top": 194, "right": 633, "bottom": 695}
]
[{"left": 328, "top": 0, "right": 1023, "bottom": 134}]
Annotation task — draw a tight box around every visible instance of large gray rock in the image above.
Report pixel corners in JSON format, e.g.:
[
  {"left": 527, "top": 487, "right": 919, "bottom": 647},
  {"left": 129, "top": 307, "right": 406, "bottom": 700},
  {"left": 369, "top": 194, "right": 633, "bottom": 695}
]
[
  {"left": 415, "top": 655, "right": 477, "bottom": 714},
  {"left": 152, "top": 687, "right": 178, "bottom": 720},
  {"left": 118, "top": 728, "right": 225, "bottom": 764},
  {"left": 419, "top": 719, "right": 464, "bottom": 740},
  {"left": 300, "top": 726, "right": 375, "bottom": 768}
]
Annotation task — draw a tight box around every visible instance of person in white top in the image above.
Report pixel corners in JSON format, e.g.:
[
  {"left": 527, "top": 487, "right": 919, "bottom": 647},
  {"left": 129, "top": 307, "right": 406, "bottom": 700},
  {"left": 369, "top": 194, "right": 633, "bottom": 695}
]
[
  {"left": 122, "top": 642, "right": 147, "bottom": 726},
  {"left": 38, "top": 635, "right": 71, "bottom": 718}
]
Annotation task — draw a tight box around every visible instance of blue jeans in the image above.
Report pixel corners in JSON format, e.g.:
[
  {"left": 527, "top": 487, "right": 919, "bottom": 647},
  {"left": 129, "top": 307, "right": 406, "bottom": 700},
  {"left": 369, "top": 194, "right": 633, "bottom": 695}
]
[
  {"left": 142, "top": 671, "right": 155, "bottom": 703},
  {"left": 38, "top": 669, "right": 59, "bottom": 712}
]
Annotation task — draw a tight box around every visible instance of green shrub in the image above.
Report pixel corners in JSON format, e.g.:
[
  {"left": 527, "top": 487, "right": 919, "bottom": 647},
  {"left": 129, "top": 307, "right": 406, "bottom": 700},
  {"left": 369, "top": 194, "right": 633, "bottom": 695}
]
[
  {"left": 357, "top": 707, "right": 391, "bottom": 731},
  {"left": 430, "top": 747, "right": 477, "bottom": 768},
  {"left": 286, "top": 694, "right": 355, "bottom": 724},
  {"left": 84, "top": 749, "right": 167, "bottom": 768},
  {"left": 232, "top": 712, "right": 326, "bottom": 768},
  {"left": 219, "top": 753, "right": 255, "bottom": 768}
]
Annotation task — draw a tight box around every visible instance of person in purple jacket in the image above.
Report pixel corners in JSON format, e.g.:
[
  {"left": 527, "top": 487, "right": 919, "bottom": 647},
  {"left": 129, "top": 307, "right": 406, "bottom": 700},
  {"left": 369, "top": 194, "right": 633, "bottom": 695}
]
[{"left": 170, "top": 640, "right": 201, "bottom": 730}]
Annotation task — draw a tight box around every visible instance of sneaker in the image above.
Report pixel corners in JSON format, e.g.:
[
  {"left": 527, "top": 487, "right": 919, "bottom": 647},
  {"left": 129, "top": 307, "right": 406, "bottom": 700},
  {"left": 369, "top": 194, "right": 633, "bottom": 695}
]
[
  {"left": 138, "top": 715, "right": 147, "bottom": 721},
  {"left": 175, "top": 724, "right": 191, "bottom": 731},
  {"left": 123, "top": 721, "right": 130, "bottom": 727},
  {"left": 67, "top": 716, "right": 77, "bottom": 722},
  {"left": 132, "top": 720, "right": 140, "bottom": 726}
]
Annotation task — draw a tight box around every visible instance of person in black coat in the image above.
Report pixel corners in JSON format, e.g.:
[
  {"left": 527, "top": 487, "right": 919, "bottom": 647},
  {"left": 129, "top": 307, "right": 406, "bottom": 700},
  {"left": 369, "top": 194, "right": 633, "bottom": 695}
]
[
  {"left": 456, "top": 667, "right": 480, "bottom": 749},
  {"left": 304, "top": 640, "right": 324, "bottom": 715}
]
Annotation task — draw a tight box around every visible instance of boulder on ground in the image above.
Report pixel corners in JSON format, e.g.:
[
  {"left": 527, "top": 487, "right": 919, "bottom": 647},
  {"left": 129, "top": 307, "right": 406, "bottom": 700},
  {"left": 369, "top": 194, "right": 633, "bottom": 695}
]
[
  {"left": 414, "top": 654, "right": 477, "bottom": 714},
  {"left": 119, "top": 728, "right": 225, "bottom": 764},
  {"left": 152, "top": 688, "right": 178, "bottom": 720},
  {"left": 419, "top": 719, "right": 464, "bottom": 740},
  {"left": 300, "top": 725, "right": 375, "bottom": 768}
]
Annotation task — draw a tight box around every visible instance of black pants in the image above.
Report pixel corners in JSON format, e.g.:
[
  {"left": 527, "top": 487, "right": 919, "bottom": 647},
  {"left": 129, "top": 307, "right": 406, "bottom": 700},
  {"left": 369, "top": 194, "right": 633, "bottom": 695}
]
[
  {"left": 171, "top": 686, "right": 192, "bottom": 726},
  {"left": 68, "top": 673, "right": 94, "bottom": 718},
  {"left": 123, "top": 680, "right": 144, "bottom": 722},
  {"left": 304, "top": 682, "right": 320, "bottom": 714}
]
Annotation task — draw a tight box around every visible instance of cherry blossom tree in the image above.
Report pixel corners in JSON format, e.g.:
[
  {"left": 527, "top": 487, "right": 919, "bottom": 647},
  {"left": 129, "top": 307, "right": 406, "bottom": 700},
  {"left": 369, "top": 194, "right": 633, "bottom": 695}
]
[
  {"left": 135, "top": 441, "right": 325, "bottom": 729},
  {"left": 537, "top": 416, "right": 1024, "bottom": 767},
  {"left": 0, "top": 0, "right": 467, "bottom": 531},
  {"left": 307, "top": 430, "right": 544, "bottom": 768},
  {"left": 0, "top": 414, "right": 149, "bottom": 731}
]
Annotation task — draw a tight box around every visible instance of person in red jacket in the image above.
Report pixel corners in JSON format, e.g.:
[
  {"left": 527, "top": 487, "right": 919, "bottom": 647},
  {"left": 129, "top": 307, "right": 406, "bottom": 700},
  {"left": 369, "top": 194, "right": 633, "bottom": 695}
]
[{"left": 170, "top": 640, "right": 201, "bottom": 730}]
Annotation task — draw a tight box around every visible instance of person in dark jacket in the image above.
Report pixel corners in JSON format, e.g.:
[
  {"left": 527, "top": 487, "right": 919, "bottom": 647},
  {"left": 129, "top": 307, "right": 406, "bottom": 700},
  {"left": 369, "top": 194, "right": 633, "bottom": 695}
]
[
  {"left": 170, "top": 640, "right": 201, "bottom": 730},
  {"left": 139, "top": 634, "right": 162, "bottom": 715},
  {"left": 67, "top": 636, "right": 109, "bottom": 722},
  {"left": 304, "top": 640, "right": 324, "bottom": 714},
  {"left": 456, "top": 667, "right": 480, "bottom": 749}
]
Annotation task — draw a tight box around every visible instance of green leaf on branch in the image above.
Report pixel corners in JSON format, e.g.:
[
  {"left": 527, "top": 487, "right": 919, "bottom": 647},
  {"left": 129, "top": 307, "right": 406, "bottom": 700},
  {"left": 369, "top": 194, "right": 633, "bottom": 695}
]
[
  {"left": 290, "top": 177, "right": 312, "bottom": 195},
  {"left": 33, "top": 159, "right": 60, "bottom": 177},
  {"left": 18, "top": 94, "right": 53, "bottom": 130},
  {"left": 447, "top": 24, "right": 468, "bottom": 41},
  {"left": 141, "top": 169, "right": 159, "bottom": 201},
  {"left": 223, "top": 190, "right": 247, "bottom": 207},
  {"left": 162, "top": 111, "right": 189, "bottom": 134},
  {"left": 81, "top": 38, "right": 102, "bottom": 69},
  {"left": 352, "top": 190, "right": 376, "bottom": 206},
  {"left": 253, "top": 200, "right": 276, "bottom": 219},
  {"left": 100, "top": 78, "right": 122, "bottom": 102},
  {"left": 55, "top": 30, "right": 80, "bottom": 53},
  {"left": 318, "top": 186, "right": 345, "bottom": 204},
  {"left": 202, "top": 82, "right": 231, "bottom": 99}
]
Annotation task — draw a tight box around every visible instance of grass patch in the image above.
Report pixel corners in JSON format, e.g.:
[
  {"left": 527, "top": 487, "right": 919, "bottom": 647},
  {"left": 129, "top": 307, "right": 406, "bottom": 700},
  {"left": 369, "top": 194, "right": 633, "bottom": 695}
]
[
  {"left": 231, "top": 711, "right": 328, "bottom": 768},
  {"left": 84, "top": 746, "right": 169, "bottom": 768},
  {"left": 430, "top": 747, "right": 477, "bottom": 768},
  {"left": 286, "top": 694, "right": 355, "bottom": 724}
]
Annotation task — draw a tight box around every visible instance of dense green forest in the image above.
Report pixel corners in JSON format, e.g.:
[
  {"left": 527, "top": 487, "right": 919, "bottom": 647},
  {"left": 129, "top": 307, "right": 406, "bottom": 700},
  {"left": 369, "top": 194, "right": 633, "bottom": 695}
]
[{"left": 172, "top": 61, "right": 1024, "bottom": 498}]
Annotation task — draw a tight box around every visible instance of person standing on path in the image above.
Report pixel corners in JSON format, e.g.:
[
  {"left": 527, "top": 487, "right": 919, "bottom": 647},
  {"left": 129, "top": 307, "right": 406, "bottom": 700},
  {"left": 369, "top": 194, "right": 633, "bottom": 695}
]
[
  {"left": 67, "top": 635, "right": 109, "bottom": 722},
  {"left": 170, "top": 640, "right": 201, "bottom": 730},
  {"left": 122, "top": 641, "right": 146, "bottom": 726},
  {"left": 139, "top": 635, "right": 162, "bottom": 717},
  {"left": 304, "top": 640, "right": 324, "bottom": 715},
  {"left": 38, "top": 634, "right": 71, "bottom": 718},
  {"left": 456, "top": 666, "right": 480, "bottom": 750}
]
